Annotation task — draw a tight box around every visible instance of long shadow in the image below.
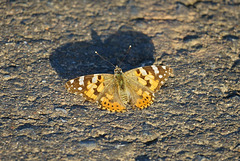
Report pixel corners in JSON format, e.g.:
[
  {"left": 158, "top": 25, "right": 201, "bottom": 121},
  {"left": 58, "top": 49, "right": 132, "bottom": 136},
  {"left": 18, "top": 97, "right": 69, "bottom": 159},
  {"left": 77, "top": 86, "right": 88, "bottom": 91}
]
[{"left": 50, "top": 26, "right": 155, "bottom": 80}]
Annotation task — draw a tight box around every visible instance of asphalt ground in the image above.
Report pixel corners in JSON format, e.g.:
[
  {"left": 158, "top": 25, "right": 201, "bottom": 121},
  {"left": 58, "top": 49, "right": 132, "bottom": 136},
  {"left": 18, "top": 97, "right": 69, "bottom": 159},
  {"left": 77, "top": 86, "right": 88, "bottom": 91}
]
[{"left": 1, "top": 0, "right": 239, "bottom": 160}]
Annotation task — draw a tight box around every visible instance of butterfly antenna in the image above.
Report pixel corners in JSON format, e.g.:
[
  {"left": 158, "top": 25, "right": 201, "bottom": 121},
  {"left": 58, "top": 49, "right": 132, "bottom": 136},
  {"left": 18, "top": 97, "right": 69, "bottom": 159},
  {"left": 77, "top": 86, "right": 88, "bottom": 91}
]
[
  {"left": 118, "top": 45, "right": 132, "bottom": 67},
  {"left": 94, "top": 51, "right": 116, "bottom": 68}
]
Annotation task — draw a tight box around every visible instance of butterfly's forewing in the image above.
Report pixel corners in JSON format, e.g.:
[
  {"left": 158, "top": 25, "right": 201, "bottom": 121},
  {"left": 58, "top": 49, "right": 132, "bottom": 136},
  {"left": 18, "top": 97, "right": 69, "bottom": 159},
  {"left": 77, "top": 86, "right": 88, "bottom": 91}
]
[
  {"left": 124, "top": 65, "right": 173, "bottom": 109},
  {"left": 66, "top": 74, "right": 105, "bottom": 102},
  {"left": 125, "top": 65, "right": 174, "bottom": 92},
  {"left": 65, "top": 74, "right": 126, "bottom": 112}
]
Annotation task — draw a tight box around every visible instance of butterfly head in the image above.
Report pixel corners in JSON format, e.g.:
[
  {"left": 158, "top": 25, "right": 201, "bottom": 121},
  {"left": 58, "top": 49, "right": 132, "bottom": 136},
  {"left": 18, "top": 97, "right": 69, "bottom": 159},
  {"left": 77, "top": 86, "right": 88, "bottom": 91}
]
[{"left": 114, "top": 65, "right": 123, "bottom": 75}]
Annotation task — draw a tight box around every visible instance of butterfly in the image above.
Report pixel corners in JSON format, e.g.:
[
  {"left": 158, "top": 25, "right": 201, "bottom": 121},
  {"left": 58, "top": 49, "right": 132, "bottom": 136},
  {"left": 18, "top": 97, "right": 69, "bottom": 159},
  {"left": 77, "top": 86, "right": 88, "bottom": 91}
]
[{"left": 65, "top": 65, "right": 174, "bottom": 112}]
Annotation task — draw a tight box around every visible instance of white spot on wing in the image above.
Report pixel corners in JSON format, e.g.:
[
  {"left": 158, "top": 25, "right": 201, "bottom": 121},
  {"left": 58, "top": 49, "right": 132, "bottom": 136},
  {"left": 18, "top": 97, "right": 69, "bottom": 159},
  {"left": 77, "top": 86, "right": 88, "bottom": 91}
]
[
  {"left": 78, "top": 87, "right": 82, "bottom": 90},
  {"left": 139, "top": 67, "right": 147, "bottom": 76},
  {"left": 70, "top": 79, "right": 74, "bottom": 84},
  {"left": 151, "top": 65, "right": 159, "bottom": 74},
  {"left": 162, "top": 66, "right": 166, "bottom": 70},
  {"left": 159, "top": 75, "right": 163, "bottom": 78},
  {"left": 79, "top": 76, "right": 84, "bottom": 85},
  {"left": 92, "top": 75, "right": 98, "bottom": 83}
]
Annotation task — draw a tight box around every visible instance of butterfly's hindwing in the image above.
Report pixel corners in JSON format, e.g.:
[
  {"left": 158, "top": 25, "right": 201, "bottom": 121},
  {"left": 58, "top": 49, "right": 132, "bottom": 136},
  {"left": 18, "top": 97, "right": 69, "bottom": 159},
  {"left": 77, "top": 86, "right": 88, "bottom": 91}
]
[{"left": 97, "top": 82, "right": 127, "bottom": 112}]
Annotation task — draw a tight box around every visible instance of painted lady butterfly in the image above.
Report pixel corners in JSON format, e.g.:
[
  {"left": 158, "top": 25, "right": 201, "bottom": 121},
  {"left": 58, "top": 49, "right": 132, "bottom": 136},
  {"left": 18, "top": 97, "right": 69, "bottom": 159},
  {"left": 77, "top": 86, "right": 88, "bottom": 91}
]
[{"left": 65, "top": 65, "right": 174, "bottom": 112}]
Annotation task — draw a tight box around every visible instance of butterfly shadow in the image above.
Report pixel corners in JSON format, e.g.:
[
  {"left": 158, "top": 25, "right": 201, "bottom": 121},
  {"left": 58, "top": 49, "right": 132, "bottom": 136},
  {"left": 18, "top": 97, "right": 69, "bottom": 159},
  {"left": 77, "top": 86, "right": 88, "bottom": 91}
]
[{"left": 50, "top": 26, "right": 155, "bottom": 80}]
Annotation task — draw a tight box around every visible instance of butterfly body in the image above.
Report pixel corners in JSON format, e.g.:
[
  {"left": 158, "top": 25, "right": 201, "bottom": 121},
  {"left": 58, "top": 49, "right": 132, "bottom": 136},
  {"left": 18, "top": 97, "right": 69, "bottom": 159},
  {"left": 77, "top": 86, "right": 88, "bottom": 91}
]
[{"left": 65, "top": 65, "right": 173, "bottom": 112}]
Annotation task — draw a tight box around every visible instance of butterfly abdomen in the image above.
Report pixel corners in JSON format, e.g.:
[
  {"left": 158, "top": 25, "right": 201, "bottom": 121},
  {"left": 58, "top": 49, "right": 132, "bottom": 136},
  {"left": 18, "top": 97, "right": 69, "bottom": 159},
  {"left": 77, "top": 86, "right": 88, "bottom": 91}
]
[{"left": 114, "top": 71, "right": 129, "bottom": 104}]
